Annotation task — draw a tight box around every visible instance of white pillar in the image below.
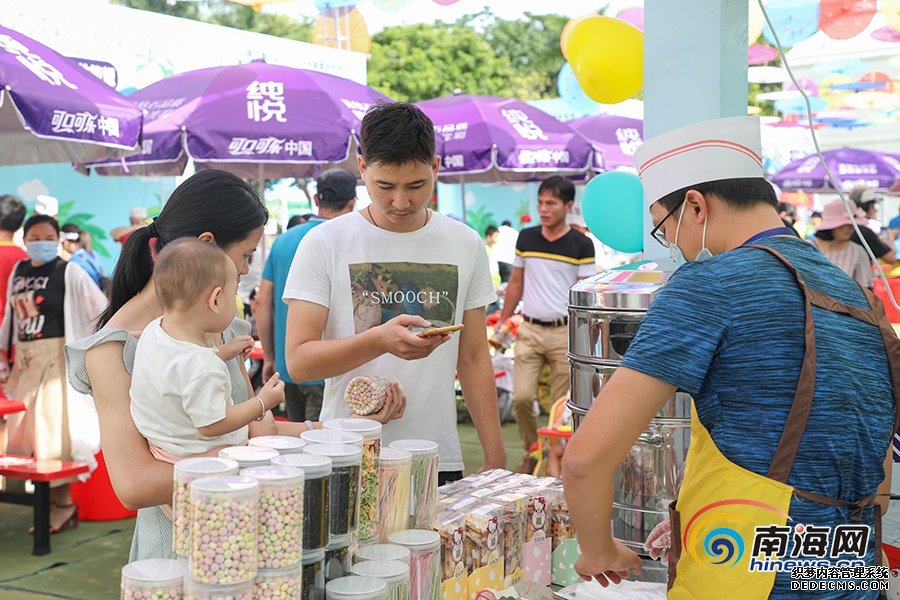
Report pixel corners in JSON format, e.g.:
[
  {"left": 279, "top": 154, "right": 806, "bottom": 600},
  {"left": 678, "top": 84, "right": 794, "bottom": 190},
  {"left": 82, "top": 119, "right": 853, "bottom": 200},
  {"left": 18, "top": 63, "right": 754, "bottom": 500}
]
[{"left": 642, "top": 0, "right": 749, "bottom": 258}]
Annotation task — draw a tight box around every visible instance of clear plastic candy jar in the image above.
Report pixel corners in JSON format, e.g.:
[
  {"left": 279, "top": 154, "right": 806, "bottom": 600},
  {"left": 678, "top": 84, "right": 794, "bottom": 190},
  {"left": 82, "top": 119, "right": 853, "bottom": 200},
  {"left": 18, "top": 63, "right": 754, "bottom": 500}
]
[
  {"left": 302, "top": 547, "right": 327, "bottom": 600},
  {"left": 389, "top": 439, "right": 439, "bottom": 529},
  {"left": 350, "top": 559, "right": 410, "bottom": 600},
  {"left": 305, "top": 443, "right": 362, "bottom": 536},
  {"left": 301, "top": 429, "right": 364, "bottom": 448},
  {"left": 376, "top": 448, "right": 412, "bottom": 543},
  {"left": 120, "top": 558, "right": 186, "bottom": 600},
  {"left": 271, "top": 452, "right": 333, "bottom": 551},
  {"left": 254, "top": 565, "right": 302, "bottom": 600},
  {"left": 322, "top": 419, "right": 382, "bottom": 541},
  {"left": 173, "top": 457, "right": 239, "bottom": 558},
  {"left": 324, "top": 532, "right": 355, "bottom": 583},
  {"left": 183, "top": 579, "right": 252, "bottom": 600},
  {"left": 240, "top": 465, "right": 305, "bottom": 569},
  {"left": 189, "top": 475, "right": 259, "bottom": 585},
  {"left": 387, "top": 529, "right": 441, "bottom": 600},
  {"left": 354, "top": 543, "right": 411, "bottom": 565}
]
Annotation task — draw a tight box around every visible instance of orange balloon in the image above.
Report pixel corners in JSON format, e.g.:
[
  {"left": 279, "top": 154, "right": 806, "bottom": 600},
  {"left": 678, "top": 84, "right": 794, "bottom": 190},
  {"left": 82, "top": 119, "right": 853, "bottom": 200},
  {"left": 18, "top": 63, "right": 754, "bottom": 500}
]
[
  {"left": 313, "top": 8, "right": 371, "bottom": 54},
  {"left": 560, "top": 13, "right": 595, "bottom": 59}
]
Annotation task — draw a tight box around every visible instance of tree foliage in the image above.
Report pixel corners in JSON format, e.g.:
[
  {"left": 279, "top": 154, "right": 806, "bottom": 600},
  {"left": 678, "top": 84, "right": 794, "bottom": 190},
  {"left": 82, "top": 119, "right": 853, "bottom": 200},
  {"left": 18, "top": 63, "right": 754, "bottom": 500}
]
[{"left": 368, "top": 24, "right": 519, "bottom": 102}]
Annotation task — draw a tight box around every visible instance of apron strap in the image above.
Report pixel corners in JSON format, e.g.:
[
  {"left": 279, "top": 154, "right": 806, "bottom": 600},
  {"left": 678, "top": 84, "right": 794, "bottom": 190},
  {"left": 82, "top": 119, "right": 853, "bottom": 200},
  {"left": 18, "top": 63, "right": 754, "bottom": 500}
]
[
  {"left": 746, "top": 244, "right": 900, "bottom": 484},
  {"left": 792, "top": 488, "right": 877, "bottom": 521}
]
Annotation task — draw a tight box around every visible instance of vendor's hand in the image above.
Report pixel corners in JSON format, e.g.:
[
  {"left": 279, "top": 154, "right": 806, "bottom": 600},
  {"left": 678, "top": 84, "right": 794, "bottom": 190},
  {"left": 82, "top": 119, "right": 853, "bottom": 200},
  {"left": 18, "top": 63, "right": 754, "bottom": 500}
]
[
  {"left": 575, "top": 539, "right": 642, "bottom": 587},
  {"left": 377, "top": 315, "right": 451, "bottom": 361},
  {"left": 643, "top": 519, "right": 671, "bottom": 563},
  {"left": 262, "top": 359, "right": 275, "bottom": 384},
  {"left": 357, "top": 382, "right": 406, "bottom": 423},
  {"left": 0, "top": 355, "right": 9, "bottom": 384},
  {"left": 217, "top": 335, "right": 254, "bottom": 361},
  {"left": 248, "top": 410, "right": 278, "bottom": 437},
  {"left": 478, "top": 450, "right": 508, "bottom": 473},
  {"left": 258, "top": 372, "right": 285, "bottom": 411}
]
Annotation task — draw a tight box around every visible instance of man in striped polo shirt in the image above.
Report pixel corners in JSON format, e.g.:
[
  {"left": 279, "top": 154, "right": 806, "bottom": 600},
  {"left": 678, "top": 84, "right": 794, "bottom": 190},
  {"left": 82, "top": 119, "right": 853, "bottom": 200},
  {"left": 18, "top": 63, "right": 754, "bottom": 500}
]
[{"left": 499, "top": 176, "right": 595, "bottom": 472}]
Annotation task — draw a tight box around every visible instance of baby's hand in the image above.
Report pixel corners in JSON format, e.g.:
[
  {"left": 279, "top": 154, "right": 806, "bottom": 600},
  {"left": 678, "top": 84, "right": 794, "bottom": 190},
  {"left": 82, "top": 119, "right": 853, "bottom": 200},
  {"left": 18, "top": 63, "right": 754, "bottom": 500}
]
[
  {"left": 258, "top": 372, "right": 285, "bottom": 410},
  {"left": 216, "top": 335, "right": 254, "bottom": 361}
]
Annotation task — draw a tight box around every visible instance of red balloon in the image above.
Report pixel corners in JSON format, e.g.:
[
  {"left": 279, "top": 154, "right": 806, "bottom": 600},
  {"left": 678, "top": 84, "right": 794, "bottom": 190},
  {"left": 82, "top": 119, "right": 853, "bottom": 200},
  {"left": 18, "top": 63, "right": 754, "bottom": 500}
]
[
  {"left": 859, "top": 70, "right": 894, "bottom": 93},
  {"left": 819, "top": 0, "right": 876, "bottom": 39}
]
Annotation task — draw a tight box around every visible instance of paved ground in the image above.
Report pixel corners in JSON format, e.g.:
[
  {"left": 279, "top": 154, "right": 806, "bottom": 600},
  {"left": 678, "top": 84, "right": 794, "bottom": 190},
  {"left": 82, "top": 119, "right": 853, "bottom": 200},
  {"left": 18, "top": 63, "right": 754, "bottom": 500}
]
[{"left": 0, "top": 422, "right": 526, "bottom": 599}]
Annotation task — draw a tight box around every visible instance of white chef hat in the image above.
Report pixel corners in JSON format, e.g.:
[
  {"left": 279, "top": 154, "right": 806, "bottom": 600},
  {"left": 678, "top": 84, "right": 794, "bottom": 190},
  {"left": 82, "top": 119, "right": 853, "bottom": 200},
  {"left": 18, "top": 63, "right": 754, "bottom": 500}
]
[
  {"left": 35, "top": 194, "right": 59, "bottom": 217},
  {"left": 130, "top": 206, "right": 148, "bottom": 220},
  {"left": 633, "top": 116, "right": 764, "bottom": 207}
]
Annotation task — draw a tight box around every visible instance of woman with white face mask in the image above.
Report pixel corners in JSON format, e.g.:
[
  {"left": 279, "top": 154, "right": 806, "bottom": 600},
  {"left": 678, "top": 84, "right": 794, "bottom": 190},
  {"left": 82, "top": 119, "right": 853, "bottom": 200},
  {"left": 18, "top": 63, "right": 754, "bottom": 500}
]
[{"left": 0, "top": 214, "right": 107, "bottom": 534}]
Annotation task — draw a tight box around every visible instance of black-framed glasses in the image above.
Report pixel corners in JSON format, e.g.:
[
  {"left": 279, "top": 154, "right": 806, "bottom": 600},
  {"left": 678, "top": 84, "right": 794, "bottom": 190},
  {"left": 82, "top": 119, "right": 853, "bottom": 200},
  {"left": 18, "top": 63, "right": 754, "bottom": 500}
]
[{"left": 649, "top": 198, "right": 685, "bottom": 248}]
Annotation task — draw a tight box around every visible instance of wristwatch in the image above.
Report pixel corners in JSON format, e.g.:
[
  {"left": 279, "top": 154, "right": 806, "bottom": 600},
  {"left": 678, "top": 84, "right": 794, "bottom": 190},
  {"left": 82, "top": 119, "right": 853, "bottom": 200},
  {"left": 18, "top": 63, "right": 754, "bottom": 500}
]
[{"left": 304, "top": 420, "right": 315, "bottom": 432}]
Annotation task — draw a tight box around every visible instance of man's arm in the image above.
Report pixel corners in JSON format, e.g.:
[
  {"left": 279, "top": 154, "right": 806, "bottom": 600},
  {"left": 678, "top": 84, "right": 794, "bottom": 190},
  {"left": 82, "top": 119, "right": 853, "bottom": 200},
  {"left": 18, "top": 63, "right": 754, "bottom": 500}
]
[
  {"left": 285, "top": 300, "right": 450, "bottom": 382},
  {"left": 457, "top": 306, "right": 507, "bottom": 471},
  {"left": 877, "top": 443, "right": 893, "bottom": 514},
  {"left": 562, "top": 367, "right": 673, "bottom": 567},
  {"left": 110, "top": 225, "right": 140, "bottom": 242},
  {"left": 256, "top": 279, "right": 276, "bottom": 382},
  {"left": 499, "top": 267, "right": 524, "bottom": 323}
]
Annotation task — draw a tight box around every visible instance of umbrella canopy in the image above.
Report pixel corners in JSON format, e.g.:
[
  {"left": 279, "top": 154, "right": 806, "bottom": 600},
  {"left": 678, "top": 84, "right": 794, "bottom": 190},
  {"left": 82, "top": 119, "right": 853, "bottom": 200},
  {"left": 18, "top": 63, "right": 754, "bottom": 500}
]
[
  {"left": 568, "top": 114, "right": 643, "bottom": 172},
  {"left": 83, "top": 62, "right": 392, "bottom": 178},
  {"left": 417, "top": 94, "right": 593, "bottom": 183},
  {"left": 0, "top": 25, "right": 142, "bottom": 165},
  {"left": 771, "top": 147, "right": 900, "bottom": 192}
]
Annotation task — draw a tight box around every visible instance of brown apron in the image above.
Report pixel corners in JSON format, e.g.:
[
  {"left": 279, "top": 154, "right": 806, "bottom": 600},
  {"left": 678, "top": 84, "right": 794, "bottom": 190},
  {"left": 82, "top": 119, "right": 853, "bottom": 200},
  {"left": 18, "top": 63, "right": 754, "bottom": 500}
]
[{"left": 666, "top": 244, "right": 900, "bottom": 598}]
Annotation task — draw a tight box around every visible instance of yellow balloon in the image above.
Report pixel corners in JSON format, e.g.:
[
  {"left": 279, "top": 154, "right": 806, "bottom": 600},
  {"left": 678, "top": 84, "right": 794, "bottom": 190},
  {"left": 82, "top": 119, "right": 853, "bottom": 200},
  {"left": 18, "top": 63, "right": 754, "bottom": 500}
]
[
  {"left": 568, "top": 16, "right": 643, "bottom": 105},
  {"left": 749, "top": 1, "right": 765, "bottom": 44}
]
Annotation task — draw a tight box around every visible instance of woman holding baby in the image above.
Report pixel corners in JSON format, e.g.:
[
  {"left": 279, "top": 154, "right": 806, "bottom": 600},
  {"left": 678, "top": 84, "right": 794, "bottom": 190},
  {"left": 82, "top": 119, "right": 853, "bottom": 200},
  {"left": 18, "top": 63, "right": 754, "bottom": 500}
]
[{"left": 66, "top": 170, "right": 406, "bottom": 560}]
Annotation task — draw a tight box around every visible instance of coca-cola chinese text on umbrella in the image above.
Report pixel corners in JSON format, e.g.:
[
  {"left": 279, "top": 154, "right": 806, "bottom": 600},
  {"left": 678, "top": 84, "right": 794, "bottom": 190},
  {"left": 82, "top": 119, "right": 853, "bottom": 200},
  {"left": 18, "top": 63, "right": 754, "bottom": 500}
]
[
  {"left": 82, "top": 61, "right": 393, "bottom": 179},
  {"left": 771, "top": 147, "right": 900, "bottom": 192},
  {"left": 568, "top": 114, "right": 643, "bottom": 173},
  {"left": 0, "top": 25, "right": 142, "bottom": 165},
  {"left": 416, "top": 94, "right": 593, "bottom": 183}
]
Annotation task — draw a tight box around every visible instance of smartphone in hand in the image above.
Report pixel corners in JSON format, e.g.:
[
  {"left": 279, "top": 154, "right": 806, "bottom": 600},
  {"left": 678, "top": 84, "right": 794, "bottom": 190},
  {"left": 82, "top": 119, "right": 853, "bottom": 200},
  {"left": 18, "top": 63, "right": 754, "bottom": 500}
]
[{"left": 417, "top": 324, "right": 465, "bottom": 338}]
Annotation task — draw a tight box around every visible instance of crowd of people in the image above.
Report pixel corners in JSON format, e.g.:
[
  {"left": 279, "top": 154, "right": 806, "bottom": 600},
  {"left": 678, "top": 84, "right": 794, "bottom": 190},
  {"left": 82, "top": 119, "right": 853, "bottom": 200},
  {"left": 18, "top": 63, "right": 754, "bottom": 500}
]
[{"left": 0, "top": 104, "right": 895, "bottom": 599}]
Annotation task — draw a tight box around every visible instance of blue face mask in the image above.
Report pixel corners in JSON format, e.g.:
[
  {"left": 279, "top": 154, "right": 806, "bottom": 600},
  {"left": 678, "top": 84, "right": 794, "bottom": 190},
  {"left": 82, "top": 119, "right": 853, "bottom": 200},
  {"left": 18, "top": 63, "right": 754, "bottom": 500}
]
[
  {"left": 670, "top": 203, "right": 714, "bottom": 265},
  {"left": 26, "top": 241, "right": 59, "bottom": 264}
]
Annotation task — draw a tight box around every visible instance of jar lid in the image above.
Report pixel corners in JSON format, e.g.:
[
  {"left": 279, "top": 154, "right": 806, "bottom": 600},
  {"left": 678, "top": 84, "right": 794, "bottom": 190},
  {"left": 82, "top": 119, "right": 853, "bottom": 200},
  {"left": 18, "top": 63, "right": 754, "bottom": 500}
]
[
  {"left": 248, "top": 435, "right": 306, "bottom": 453},
  {"left": 256, "top": 564, "right": 303, "bottom": 579},
  {"left": 121, "top": 558, "right": 186, "bottom": 583},
  {"left": 174, "top": 457, "right": 239, "bottom": 477},
  {"left": 350, "top": 560, "right": 409, "bottom": 585},
  {"left": 189, "top": 475, "right": 259, "bottom": 494},
  {"left": 379, "top": 447, "right": 412, "bottom": 465},
  {"left": 305, "top": 443, "right": 363, "bottom": 467},
  {"left": 271, "top": 453, "right": 333, "bottom": 478},
  {"left": 218, "top": 445, "right": 279, "bottom": 466},
  {"left": 354, "top": 544, "right": 411, "bottom": 564},
  {"left": 301, "top": 429, "right": 364, "bottom": 448},
  {"left": 240, "top": 465, "right": 304, "bottom": 483},
  {"left": 302, "top": 547, "right": 326, "bottom": 565},
  {"left": 323, "top": 418, "right": 383, "bottom": 440},
  {"left": 327, "top": 532, "right": 354, "bottom": 551},
  {"left": 184, "top": 578, "right": 252, "bottom": 593},
  {"left": 326, "top": 575, "right": 387, "bottom": 599},
  {"left": 387, "top": 529, "right": 440, "bottom": 551},
  {"left": 388, "top": 439, "right": 438, "bottom": 456}
]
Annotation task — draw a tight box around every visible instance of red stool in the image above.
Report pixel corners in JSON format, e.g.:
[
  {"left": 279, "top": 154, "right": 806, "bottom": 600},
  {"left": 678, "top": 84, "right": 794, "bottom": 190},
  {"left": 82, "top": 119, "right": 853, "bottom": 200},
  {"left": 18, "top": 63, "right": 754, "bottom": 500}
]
[
  {"left": 70, "top": 451, "right": 137, "bottom": 521},
  {"left": 874, "top": 278, "right": 900, "bottom": 324}
]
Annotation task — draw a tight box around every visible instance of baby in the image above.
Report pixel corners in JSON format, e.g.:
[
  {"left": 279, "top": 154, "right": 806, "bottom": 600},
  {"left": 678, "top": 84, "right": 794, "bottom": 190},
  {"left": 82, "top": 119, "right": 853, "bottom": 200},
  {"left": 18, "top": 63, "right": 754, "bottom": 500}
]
[{"left": 130, "top": 238, "right": 285, "bottom": 459}]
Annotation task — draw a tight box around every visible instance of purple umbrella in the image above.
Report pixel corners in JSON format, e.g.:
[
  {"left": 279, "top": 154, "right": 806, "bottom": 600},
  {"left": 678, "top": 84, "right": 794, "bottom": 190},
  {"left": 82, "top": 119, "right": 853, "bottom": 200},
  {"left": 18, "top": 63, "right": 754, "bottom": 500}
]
[
  {"left": 0, "top": 25, "right": 142, "bottom": 164},
  {"left": 416, "top": 94, "right": 593, "bottom": 183},
  {"left": 568, "top": 114, "right": 643, "bottom": 173},
  {"left": 771, "top": 147, "right": 900, "bottom": 192},
  {"left": 84, "top": 62, "right": 393, "bottom": 178}
]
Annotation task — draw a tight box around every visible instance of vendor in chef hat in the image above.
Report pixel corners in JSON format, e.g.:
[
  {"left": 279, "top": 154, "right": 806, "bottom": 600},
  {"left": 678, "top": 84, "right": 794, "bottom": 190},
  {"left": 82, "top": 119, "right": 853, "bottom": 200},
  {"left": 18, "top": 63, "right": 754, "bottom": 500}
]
[{"left": 562, "top": 115, "right": 896, "bottom": 597}]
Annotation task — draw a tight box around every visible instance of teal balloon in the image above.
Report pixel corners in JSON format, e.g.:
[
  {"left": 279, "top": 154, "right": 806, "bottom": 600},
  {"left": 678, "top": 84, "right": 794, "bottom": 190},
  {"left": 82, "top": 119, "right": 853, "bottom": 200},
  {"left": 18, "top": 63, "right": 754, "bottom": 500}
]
[
  {"left": 557, "top": 62, "right": 597, "bottom": 113},
  {"left": 582, "top": 171, "right": 644, "bottom": 253}
]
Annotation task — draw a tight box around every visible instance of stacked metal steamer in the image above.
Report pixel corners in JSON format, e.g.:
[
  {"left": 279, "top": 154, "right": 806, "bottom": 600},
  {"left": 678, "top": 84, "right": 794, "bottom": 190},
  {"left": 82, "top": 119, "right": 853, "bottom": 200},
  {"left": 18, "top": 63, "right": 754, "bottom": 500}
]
[{"left": 567, "top": 263, "right": 690, "bottom": 583}]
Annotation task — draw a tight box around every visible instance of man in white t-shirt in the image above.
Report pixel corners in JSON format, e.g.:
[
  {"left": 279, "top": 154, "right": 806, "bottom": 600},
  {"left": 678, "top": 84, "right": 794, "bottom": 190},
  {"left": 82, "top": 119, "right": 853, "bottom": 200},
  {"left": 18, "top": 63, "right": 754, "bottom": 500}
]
[{"left": 283, "top": 102, "right": 507, "bottom": 482}]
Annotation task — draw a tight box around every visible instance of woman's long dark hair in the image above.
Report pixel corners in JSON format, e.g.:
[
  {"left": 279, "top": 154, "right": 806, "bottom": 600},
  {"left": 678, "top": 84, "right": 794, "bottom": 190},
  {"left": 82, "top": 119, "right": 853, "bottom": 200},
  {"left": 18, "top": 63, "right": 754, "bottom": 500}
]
[{"left": 97, "top": 170, "right": 268, "bottom": 328}]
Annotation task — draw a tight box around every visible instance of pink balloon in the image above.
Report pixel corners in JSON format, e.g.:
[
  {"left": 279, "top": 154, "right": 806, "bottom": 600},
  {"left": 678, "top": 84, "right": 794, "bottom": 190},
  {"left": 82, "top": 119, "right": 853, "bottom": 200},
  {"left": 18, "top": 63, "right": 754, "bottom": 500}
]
[
  {"left": 616, "top": 7, "right": 644, "bottom": 30},
  {"left": 431, "top": 0, "right": 460, "bottom": 4},
  {"left": 748, "top": 44, "right": 778, "bottom": 65}
]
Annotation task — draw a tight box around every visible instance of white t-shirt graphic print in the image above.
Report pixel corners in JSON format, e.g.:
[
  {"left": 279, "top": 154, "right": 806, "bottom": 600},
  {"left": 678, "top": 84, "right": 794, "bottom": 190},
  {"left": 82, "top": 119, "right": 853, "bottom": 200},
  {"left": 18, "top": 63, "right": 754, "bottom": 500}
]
[{"left": 284, "top": 211, "right": 496, "bottom": 471}]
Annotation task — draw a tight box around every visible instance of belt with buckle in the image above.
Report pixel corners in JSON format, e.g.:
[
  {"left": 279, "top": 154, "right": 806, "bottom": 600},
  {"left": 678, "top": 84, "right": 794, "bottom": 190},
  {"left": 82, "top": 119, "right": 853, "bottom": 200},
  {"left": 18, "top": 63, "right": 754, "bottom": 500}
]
[{"left": 523, "top": 316, "right": 568, "bottom": 327}]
